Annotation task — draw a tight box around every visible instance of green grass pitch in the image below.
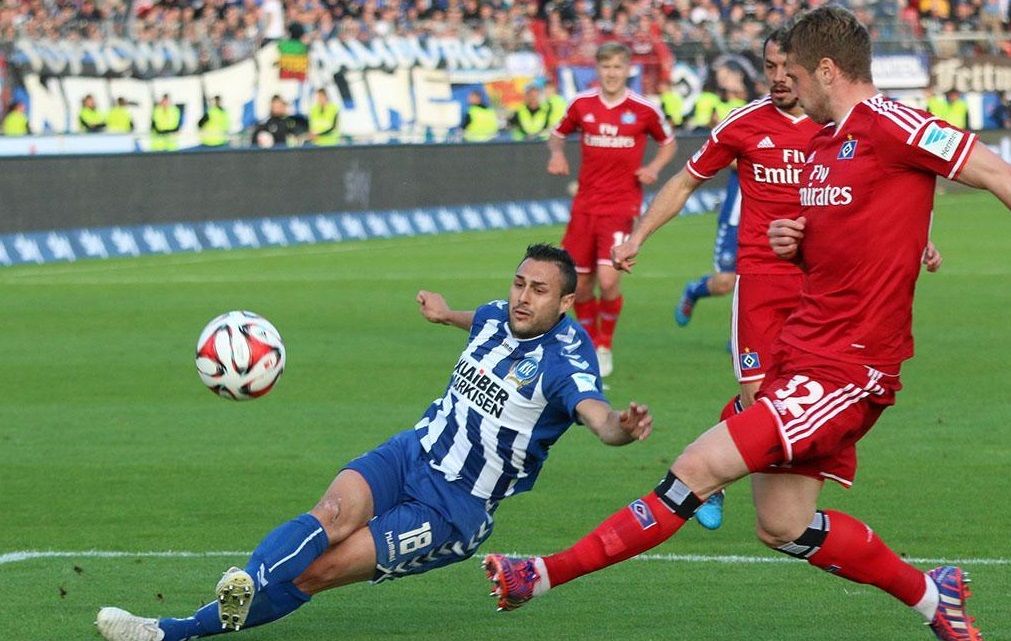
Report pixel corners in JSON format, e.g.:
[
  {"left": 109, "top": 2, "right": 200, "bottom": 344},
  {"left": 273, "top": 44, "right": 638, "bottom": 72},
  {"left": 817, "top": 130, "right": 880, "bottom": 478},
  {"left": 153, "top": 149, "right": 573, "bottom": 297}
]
[{"left": 0, "top": 191, "right": 1008, "bottom": 640}]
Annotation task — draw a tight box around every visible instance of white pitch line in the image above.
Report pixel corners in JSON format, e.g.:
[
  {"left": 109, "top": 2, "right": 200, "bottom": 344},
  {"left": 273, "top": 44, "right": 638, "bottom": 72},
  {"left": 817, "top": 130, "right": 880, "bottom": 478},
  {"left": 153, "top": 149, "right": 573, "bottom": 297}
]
[{"left": 2, "top": 550, "right": 1009, "bottom": 567}]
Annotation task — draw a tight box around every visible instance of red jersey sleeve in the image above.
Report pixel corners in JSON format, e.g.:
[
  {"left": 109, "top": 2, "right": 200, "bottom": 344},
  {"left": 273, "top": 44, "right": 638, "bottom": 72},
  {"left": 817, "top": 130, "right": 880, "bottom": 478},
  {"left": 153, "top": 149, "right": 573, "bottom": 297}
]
[
  {"left": 553, "top": 100, "right": 581, "bottom": 137},
  {"left": 872, "top": 102, "right": 977, "bottom": 180},
  {"left": 645, "top": 106, "right": 674, "bottom": 145},
  {"left": 686, "top": 132, "right": 740, "bottom": 180}
]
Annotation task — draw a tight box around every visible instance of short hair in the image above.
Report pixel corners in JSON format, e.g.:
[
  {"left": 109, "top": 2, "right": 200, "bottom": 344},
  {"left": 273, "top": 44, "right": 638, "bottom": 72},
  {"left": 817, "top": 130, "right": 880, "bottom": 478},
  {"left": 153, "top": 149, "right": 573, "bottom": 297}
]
[
  {"left": 522, "top": 244, "right": 577, "bottom": 296},
  {"left": 782, "top": 6, "right": 872, "bottom": 83},
  {"left": 763, "top": 26, "right": 788, "bottom": 56},
  {"left": 596, "top": 41, "right": 631, "bottom": 63}
]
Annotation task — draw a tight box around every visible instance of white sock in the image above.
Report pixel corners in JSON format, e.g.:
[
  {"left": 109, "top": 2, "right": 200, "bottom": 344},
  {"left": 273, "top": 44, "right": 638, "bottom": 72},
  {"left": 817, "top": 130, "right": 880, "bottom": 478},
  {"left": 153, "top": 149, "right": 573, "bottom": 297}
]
[
  {"left": 913, "top": 574, "right": 939, "bottom": 622},
  {"left": 532, "top": 556, "right": 551, "bottom": 596}
]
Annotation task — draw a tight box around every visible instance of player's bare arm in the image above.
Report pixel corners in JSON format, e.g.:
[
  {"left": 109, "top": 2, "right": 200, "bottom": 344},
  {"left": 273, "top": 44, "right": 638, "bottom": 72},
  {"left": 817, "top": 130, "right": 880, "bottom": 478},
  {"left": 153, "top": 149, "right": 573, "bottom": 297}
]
[
  {"left": 634, "top": 138, "right": 678, "bottom": 186},
  {"left": 416, "top": 290, "right": 474, "bottom": 329},
  {"left": 612, "top": 168, "right": 705, "bottom": 272},
  {"left": 768, "top": 216, "right": 806, "bottom": 262},
  {"left": 547, "top": 134, "right": 570, "bottom": 176},
  {"left": 575, "top": 398, "right": 653, "bottom": 445},
  {"left": 954, "top": 142, "right": 1011, "bottom": 210}
]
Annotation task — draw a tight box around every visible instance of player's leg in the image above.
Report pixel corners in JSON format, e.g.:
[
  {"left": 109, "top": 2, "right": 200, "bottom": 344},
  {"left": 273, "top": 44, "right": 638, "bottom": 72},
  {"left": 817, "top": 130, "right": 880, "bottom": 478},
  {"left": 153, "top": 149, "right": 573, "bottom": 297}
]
[
  {"left": 595, "top": 263, "right": 622, "bottom": 377},
  {"left": 484, "top": 419, "right": 754, "bottom": 610},
  {"left": 676, "top": 172, "right": 739, "bottom": 327},
  {"left": 562, "top": 209, "right": 600, "bottom": 345}
]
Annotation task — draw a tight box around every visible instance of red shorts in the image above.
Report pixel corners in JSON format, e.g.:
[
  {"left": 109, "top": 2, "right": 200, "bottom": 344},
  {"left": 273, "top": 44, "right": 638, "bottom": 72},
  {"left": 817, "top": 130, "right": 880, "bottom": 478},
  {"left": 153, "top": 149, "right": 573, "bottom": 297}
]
[
  {"left": 561, "top": 205, "right": 637, "bottom": 273},
  {"left": 726, "top": 348, "right": 902, "bottom": 486},
  {"left": 731, "top": 273, "right": 804, "bottom": 383}
]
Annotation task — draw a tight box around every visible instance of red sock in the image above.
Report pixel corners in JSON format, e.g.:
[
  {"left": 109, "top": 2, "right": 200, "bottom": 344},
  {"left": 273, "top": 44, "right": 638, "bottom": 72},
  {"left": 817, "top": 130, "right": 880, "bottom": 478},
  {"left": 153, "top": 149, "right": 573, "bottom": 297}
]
[
  {"left": 808, "top": 510, "right": 926, "bottom": 606},
  {"left": 597, "top": 296, "right": 623, "bottom": 349},
  {"left": 573, "top": 299, "right": 599, "bottom": 346},
  {"left": 719, "top": 395, "right": 741, "bottom": 422},
  {"left": 542, "top": 491, "right": 687, "bottom": 588}
]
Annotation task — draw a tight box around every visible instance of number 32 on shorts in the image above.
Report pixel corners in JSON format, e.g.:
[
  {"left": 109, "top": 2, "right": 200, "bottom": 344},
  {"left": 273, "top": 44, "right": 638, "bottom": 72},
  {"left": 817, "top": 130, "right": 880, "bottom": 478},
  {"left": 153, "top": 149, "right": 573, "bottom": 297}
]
[{"left": 772, "top": 375, "right": 825, "bottom": 419}]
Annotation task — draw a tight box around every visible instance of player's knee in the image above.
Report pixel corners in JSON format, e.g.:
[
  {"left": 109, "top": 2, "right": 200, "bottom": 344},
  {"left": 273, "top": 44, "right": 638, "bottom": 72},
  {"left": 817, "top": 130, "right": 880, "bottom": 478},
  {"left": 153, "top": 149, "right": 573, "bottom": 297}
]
[
  {"left": 710, "top": 273, "right": 735, "bottom": 295},
  {"left": 761, "top": 510, "right": 830, "bottom": 557},
  {"left": 310, "top": 498, "right": 346, "bottom": 539},
  {"left": 670, "top": 446, "right": 714, "bottom": 493}
]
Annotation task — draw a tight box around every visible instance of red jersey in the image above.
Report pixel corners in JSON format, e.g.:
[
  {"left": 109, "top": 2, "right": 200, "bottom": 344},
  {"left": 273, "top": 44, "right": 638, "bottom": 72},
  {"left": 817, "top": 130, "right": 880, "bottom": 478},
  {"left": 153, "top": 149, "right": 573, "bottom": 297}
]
[
  {"left": 554, "top": 89, "right": 673, "bottom": 217},
  {"left": 780, "top": 94, "right": 977, "bottom": 365},
  {"left": 687, "top": 97, "right": 824, "bottom": 275}
]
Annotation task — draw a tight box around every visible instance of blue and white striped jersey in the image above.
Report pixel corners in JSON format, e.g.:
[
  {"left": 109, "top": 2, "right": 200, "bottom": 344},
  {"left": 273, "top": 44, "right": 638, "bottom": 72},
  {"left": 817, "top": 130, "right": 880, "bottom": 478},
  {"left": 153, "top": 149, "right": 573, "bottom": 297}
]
[{"left": 415, "top": 301, "right": 607, "bottom": 502}]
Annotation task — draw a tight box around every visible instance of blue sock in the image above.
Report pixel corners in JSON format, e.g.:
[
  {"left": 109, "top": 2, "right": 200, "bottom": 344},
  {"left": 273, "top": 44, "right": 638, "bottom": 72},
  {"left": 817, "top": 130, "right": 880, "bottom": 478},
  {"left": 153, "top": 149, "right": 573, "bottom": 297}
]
[
  {"left": 159, "top": 584, "right": 310, "bottom": 640},
  {"left": 685, "top": 275, "right": 711, "bottom": 301},
  {"left": 158, "top": 514, "right": 327, "bottom": 641},
  {"left": 245, "top": 513, "right": 329, "bottom": 586}
]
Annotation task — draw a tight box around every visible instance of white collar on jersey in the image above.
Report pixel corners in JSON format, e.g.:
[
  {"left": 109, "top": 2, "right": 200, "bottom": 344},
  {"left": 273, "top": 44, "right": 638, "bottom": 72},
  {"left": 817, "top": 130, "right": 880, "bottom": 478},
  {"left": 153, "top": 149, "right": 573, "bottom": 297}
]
[{"left": 597, "top": 89, "right": 630, "bottom": 110}]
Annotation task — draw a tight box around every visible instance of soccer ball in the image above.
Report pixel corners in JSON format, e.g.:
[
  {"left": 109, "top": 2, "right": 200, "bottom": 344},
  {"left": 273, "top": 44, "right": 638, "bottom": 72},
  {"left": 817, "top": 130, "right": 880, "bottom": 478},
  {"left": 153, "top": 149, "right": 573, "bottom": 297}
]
[{"left": 195, "top": 310, "right": 286, "bottom": 400}]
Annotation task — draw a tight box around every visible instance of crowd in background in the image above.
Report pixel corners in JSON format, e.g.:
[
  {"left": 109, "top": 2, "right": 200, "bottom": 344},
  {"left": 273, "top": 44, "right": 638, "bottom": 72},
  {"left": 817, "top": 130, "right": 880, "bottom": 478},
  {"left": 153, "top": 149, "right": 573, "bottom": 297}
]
[{"left": 2, "top": 0, "right": 1009, "bottom": 68}]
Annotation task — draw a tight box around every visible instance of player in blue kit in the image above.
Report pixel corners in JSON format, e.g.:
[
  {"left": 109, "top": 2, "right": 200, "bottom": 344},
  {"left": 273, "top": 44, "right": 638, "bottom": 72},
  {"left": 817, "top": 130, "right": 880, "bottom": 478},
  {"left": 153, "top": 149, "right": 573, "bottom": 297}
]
[
  {"left": 674, "top": 170, "right": 740, "bottom": 327},
  {"left": 96, "top": 243, "right": 653, "bottom": 641}
]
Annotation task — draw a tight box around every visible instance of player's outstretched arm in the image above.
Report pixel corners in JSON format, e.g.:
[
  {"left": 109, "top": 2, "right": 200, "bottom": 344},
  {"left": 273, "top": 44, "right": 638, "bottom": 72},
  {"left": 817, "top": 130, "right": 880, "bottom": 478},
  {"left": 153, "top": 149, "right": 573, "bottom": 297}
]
[
  {"left": 416, "top": 290, "right": 474, "bottom": 330},
  {"left": 575, "top": 398, "right": 653, "bottom": 445},
  {"left": 612, "top": 168, "right": 704, "bottom": 272},
  {"left": 955, "top": 142, "right": 1011, "bottom": 210}
]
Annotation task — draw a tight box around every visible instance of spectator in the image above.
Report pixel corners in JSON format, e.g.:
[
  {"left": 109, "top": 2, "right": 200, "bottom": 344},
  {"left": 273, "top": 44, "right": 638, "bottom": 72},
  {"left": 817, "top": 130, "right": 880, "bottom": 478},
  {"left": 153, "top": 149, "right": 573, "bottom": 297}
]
[{"left": 251, "top": 95, "right": 308, "bottom": 148}]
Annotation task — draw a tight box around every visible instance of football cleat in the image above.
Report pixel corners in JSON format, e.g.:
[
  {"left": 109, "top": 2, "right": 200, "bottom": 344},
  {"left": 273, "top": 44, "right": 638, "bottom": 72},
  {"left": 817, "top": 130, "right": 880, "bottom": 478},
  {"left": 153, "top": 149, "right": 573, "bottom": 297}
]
[
  {"left": 926, "top": 566, "right": 983, "bottom": 641},
  {"left": 483, "top": 554, "right": 540, "bottom": 612},
  {"left": 95, "top": 607, "right": 165, "bottom": 641},
  {"left": 674, "top": 285, "right": 696, "bottom": 327},
  {"left": 596, "top": 346, "right": 614, "bottom": 378},
  {"left": 215, "top": 566, "right": 255, "bottom": 631},
  {"left": 696, "top": 490, "right": 725, "bottom": 530}
]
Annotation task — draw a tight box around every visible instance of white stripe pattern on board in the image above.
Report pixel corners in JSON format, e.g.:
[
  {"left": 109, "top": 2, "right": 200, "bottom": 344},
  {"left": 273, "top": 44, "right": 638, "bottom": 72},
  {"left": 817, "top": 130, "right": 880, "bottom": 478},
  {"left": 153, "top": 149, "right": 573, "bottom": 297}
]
[{"left": 3, "top": 549, "right": 1009, "bottom": 566}]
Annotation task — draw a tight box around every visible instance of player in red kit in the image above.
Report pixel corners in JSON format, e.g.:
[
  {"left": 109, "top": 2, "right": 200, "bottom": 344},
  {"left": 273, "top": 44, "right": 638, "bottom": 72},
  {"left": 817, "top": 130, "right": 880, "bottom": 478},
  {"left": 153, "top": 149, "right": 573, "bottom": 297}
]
[
  {"left": 483, "top": 8, "right": 1011, "bottom": 641},
  {"left": 549, "top": 41, "right": 676, "bottom": 377}
]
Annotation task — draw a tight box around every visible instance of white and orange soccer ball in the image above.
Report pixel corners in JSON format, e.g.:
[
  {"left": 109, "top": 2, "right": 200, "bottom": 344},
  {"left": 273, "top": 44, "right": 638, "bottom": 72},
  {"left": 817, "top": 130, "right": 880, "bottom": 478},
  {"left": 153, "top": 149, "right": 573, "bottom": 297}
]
[{"left": 195, "top": 311, "right": 285, "bottom": 400}]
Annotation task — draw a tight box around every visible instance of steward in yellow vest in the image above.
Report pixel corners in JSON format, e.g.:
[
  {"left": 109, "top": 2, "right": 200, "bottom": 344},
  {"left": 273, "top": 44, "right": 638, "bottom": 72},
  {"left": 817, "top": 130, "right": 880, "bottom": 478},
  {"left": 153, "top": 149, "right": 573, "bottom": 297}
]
[
  {"left": 462, "top": 90, "right": 499, "bottom": 142},
  {"left": 509, "top": 86, "right": 551, "bottom": 140},
  {"left": 79, "top": 94, "right": 106, "bottom": 132},
  {"left": 2, "top": 101, "right": 30, "bottom": 136},
  {"left": 198, "top": 96, "right": 230, "bottom": 147},
  {"left": 151, "top": 94, "right": 182, "bottom": 151},
  {"left": 309, "top": 89, "right": 340, "bottom": 146},
  {"left": 658, "top": 82, "right": 684, "bottom": 128},
  {"left": 106, "top": 97, "right": 134, "bottom": 133}
]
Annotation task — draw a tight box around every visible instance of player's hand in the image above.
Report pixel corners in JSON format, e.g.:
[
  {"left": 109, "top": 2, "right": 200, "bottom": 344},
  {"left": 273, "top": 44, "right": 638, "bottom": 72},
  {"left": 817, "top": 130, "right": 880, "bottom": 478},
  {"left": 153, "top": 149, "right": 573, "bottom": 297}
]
[
  {"left": 547, "top": 152, "right": 570, "bottom": 176},
  {"left": 769, "top": 217, "right": 806, "bottom": 261},
  {"left": 922, "top": 241, "right": 943, "bottom": 272},
  {"left": 416, "top": 290, "right": 450, "bottom": 324},
  {"left": 618, "top": 402, "right": 653, "bottom": 441},
  {"left": 611, "top": 238, "right": 641, "bottom": 273},
  {"left": 635, "top": 166, "right": 659, "bottom": 185}
]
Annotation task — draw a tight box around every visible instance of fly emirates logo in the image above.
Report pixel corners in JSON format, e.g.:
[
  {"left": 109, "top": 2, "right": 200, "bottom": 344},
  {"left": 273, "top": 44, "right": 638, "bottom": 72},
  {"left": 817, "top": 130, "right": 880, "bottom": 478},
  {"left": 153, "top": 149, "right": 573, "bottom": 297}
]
[
  {"left": 752, "top": 149, "right": 806, "bottom": 184},
  {"left": 584, "top": 123, "right": 635, "bottom": 148},
  {"left": 799, "top": 163, "right": 853, "bottom": 206}
]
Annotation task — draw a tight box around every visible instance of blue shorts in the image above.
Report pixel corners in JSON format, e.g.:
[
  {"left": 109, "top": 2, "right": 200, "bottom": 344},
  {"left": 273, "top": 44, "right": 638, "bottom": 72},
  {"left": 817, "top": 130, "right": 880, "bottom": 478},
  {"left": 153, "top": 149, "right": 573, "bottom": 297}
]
[
  {"left": 345, "top": 429, "right": 496, "bottom": 583},
  {"left": 713, "top": 171, "right": 740, "bottom": 273}
]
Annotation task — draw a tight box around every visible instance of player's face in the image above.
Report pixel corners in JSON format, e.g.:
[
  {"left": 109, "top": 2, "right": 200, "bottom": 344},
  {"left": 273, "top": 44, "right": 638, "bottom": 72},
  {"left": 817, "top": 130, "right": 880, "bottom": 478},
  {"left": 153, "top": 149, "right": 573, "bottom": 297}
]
[
  {"left": 508, "top": 259, "right": 575, "bottom": 339},
  {"left": 764, "top": 42, "right": 799, "bottom": 112},
  {"left": 786, "top": 55, "right": 831, "bottom": 124},
  {"left": 596, "top": 54, "right": 630, "bottom": 99}
]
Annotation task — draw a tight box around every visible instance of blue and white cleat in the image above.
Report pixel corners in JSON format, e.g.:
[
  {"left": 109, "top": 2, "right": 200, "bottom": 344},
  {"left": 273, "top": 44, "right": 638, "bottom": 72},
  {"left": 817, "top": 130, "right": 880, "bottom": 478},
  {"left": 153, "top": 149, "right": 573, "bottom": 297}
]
[
  {"left": 95, "top": 607, "right": 165, "bottom": 641},
  {"left": 926, "top": 566, "right": 982, "bottom": 641},
  {"left": 674, "top": 285, "right": 696, "bottom": 327},
  {"left": 695, "top": 490, "right": 725, "bottom": 530}
]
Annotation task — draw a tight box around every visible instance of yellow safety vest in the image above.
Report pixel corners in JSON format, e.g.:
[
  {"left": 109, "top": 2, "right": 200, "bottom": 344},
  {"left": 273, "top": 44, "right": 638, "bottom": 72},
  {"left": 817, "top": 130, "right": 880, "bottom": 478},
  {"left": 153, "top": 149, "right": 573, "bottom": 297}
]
[
  {"left": 691, "top": 91, "right": 720, "bottom": 128},
  {"left": 151, "top": 105, "right": 182, "bottom": 151},
  {"left": 547, "top": 95, "right": 567, "bottom": 127},
  {"left": 661, "top": 91, "right": 684, "bottom": 127},
  {"left": 106, "top": 106, "right": 133, "bottom": 133},
  {"left": 715, "top": 97, "right": 746, "bottom": 123},
  {"left": 945, "top": 99, "right": 968, "bottom": 129},
  {"left": 513, "top": 104, "right": 550, "bottom": 140},
  {"left": 79, "top": 107, "right": 105, "bottom": 132},
  {"left": 2, "top": 111, "right": 29, "bottom": 136},
  {"left": 309, "top": 102, "right": 340, "bottom": 146},
  {"left": 464, "top": 105, "right": 498, "bottom": 142},
  {"left": 200, "top": 107, "right": 230, "bottom": 147}
]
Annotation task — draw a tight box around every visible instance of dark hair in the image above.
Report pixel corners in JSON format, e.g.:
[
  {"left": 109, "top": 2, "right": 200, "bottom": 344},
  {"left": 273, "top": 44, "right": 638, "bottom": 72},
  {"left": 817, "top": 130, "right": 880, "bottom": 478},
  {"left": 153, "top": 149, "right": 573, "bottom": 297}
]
[
  {"left": 523, "top": 243, "right": 577, "bottom": 296},
  {"left": 596, "top": 41, "right": 631, "bottom": 63},
  {"left": 763, "top": 27, "right": 788, "bottom": 56},
  {"left": 782, "top": 6, "right": 872, "bottom": 83}
]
